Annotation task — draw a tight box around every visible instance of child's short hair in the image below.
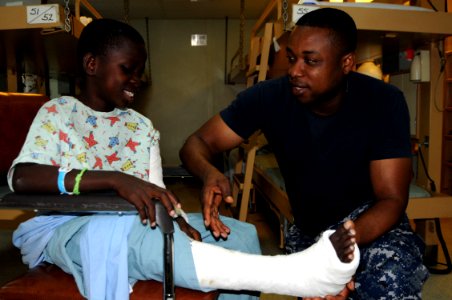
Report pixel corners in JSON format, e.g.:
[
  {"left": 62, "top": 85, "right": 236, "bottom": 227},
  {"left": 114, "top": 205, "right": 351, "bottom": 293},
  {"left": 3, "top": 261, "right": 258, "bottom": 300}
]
[{"left": 77, "top": 19, "right": 145, "bottom": 80}]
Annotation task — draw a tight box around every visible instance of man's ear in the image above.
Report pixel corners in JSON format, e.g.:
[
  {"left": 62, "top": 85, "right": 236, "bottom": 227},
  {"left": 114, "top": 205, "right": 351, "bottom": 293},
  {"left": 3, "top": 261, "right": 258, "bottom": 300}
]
[
  {"left": 342, "top": 52, "right": 355, "bottom": 75},
  {"left": 83, "top": 53, "right": 97, "bottom": 75}
]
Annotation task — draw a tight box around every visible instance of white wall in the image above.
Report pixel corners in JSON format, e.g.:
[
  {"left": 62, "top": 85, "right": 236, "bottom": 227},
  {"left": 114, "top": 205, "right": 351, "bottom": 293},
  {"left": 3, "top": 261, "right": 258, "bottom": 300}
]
[{"left": 130, "top": 18, "right": 254, "bottom": 166}]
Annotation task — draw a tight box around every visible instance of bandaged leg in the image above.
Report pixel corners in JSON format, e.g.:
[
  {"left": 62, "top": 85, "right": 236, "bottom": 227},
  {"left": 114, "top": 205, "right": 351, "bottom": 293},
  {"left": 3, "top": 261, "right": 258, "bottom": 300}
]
[{"left": 191, "top": 229, "right": 359, "bottom": 298}]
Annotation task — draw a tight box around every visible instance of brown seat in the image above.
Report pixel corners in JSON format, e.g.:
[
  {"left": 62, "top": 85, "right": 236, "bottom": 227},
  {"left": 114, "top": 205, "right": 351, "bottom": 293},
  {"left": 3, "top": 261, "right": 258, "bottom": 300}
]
[
  {"left": 0, "top": 92, "right": 48, "bottom": 185},
  {"left": 0, "top": 263, "right": 218, "bottom": 300}
]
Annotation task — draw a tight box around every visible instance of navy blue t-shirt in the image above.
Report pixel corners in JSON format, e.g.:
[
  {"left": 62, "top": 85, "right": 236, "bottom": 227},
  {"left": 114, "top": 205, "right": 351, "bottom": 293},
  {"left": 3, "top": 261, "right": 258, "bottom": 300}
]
[{"left": 220, "top": 72, "right": 412, "bottom": 237}]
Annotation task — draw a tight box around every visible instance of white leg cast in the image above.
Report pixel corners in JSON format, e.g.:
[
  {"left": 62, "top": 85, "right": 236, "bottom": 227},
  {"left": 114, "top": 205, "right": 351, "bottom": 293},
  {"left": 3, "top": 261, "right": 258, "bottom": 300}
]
[{"left": 191, "top": 230, "right": 359, "bottom": 298}]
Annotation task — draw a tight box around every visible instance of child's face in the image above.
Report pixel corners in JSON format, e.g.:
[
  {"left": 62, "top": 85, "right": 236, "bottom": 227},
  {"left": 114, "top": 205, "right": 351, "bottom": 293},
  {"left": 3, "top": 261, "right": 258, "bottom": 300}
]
[{"left": 88, "top": 38, "right": 147, "bottom": 111}]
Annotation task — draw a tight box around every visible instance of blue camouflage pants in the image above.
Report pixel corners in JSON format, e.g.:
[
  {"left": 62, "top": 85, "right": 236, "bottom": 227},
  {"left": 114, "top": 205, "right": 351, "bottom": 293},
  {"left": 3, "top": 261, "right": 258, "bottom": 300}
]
[{"left": 285, "top": 203, "right": 429, "bottom": 299}]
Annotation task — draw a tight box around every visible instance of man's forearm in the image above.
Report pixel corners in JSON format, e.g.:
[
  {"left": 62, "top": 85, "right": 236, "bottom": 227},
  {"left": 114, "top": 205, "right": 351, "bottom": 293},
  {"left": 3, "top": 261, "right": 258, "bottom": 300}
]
[
  {"left": 180, "top": 134, "right": 218, "bottom": 181},
  {"left": 353, "top": 197, "right": 408, "bottom": 245}
]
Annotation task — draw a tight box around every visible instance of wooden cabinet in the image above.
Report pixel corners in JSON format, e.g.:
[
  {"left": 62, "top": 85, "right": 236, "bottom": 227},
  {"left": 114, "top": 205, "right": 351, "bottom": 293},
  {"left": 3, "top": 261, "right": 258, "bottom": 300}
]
[
  {"left": 442, "top": 39, "right": 452, "bottom": 195},
  {"left": 0, "top": 2, "right": 101, "bottom": 93}
]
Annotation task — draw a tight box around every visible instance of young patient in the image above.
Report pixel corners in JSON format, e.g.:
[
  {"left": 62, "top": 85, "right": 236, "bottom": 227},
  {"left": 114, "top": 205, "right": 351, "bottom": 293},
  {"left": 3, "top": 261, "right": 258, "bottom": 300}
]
[{"left": 191, "top": 219, "right": 358, "bottom": 298}]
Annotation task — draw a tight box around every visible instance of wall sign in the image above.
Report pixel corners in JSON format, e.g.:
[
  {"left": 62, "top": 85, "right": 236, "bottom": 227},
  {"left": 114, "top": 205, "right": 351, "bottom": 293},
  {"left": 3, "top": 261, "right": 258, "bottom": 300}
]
[
  {"left": 191, "top": 34, "right": 207, "bottom": 47},
  {"left": 26, "top": 4, "right": 59, "bottom": 25}
]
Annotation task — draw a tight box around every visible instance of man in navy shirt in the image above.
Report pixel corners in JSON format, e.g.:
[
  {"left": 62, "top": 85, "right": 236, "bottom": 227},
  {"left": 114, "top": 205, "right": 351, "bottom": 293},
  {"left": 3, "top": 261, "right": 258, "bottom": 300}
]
[{"left": 180, "top": 8, "right": 428, "bottom": 299}]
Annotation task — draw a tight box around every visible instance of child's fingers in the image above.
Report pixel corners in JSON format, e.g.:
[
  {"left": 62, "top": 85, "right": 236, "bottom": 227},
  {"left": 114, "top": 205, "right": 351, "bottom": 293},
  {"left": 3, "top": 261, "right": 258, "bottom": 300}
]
[{"left": 144, "top": 198, "right": 157, "bottom": 227}]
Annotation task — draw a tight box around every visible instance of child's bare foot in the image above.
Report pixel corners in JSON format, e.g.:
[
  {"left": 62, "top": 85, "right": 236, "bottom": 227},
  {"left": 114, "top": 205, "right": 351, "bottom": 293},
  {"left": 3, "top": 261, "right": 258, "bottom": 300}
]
[{"left": 329, "top": 220, "right": 356, "bottom": 263}]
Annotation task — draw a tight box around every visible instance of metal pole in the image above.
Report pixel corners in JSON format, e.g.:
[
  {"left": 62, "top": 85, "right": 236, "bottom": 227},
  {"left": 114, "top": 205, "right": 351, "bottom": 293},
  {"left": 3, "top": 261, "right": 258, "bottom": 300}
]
[
  {"left": 154, "top": 200, "right": 175, "bottom": 299},
  {"left": 163, "top": 233, "right": 175, "bottom": 299}
]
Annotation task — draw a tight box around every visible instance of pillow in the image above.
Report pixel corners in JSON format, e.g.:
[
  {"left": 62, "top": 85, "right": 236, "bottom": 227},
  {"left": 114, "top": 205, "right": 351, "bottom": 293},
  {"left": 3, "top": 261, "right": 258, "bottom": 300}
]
[{"left": 409, "top": 183, "right": 431, "bottom": 198}]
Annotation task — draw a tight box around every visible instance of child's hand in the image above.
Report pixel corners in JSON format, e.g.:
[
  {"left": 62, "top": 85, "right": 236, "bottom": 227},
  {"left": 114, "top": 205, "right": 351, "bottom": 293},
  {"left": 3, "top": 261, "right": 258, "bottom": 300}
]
[
  {"left": 113, "top": 172, "right": 181, "bottom": 227},
  {"left": 175, "top": 217, "right": 202, "bottom": 241}
]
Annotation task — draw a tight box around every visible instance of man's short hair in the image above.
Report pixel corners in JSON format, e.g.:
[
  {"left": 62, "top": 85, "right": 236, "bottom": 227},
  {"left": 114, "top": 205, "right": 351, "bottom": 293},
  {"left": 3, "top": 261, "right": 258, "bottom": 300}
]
[{"left": 296, "top": 8, "right": 357, "bottom": 55}]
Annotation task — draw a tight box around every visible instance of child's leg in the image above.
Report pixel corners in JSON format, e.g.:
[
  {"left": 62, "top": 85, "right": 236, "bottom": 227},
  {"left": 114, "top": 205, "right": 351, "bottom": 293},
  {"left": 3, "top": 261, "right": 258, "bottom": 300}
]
[
  {"left": 128, "top": 214, "right": 259, "bottom": 287},
  {"left": 191, "top": 220, "right": 359, "bottom": 298},
  {"left": 130, "top": 214, "right": 358, "bottom": 297},
  {"left": 188, "top": 212, "right": 261, "bottom": 254},
  {"left": 127, "top": 215, "right": 202, "bottom": 290},
  {"left": 189, "top": 213, "right": 262, "bottom": 300}
]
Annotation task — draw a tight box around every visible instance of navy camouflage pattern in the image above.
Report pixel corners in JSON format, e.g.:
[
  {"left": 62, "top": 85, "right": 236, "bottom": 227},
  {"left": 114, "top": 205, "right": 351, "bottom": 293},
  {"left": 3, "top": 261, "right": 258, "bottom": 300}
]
[{"left": 285, "top": 203, "right": 429, "bottom": 299}]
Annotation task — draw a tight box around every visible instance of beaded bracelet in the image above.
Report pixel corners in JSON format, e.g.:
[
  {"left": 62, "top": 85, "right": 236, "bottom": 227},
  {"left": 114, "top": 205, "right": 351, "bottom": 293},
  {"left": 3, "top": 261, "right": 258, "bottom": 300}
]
[
  {"left": 72, "top": 168, "right": 88, "bottom": 195},
  {"left": 57, "top": 167, "right": 73, "bottom": 195}
]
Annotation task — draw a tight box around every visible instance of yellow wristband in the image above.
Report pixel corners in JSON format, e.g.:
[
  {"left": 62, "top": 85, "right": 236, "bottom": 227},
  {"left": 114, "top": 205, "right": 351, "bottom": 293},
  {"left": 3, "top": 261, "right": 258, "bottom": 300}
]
[{"left": 73, "top": 168, "right": 88, "bottom": 195}]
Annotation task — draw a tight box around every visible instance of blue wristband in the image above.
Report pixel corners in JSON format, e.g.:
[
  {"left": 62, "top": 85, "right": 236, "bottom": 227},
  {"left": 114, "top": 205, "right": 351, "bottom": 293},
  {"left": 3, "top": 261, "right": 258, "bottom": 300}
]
[{"left": 58, "top": 167, "right": 73, "bottom": 195}]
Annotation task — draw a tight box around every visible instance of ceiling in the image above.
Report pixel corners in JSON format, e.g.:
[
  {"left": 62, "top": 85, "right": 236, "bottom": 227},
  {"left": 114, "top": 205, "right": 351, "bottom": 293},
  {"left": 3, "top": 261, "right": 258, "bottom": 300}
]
[
  {"left": 54, "top": 0, "right": 273, "bottom": 20},
  {"left": 52, "top": 1, "right": 417, "bottom": 21}
]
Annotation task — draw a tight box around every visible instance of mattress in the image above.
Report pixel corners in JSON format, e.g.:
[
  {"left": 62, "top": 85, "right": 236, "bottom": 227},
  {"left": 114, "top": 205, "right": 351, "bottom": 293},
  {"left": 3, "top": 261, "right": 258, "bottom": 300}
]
[{"left": 253, "top": 150, "right": 432, "bottom": 198}]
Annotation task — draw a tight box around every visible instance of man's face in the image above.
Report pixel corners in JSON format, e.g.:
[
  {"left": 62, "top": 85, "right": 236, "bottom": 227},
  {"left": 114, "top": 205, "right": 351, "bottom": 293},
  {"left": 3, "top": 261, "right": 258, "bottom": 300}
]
[{"left": 286, "top": 26, "right": 353, "bottom": 107}]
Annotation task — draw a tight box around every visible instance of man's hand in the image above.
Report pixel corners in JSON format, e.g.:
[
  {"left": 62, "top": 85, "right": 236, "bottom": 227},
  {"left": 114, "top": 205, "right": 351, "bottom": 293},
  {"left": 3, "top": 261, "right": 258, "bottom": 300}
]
[
  {"left": 201, "top": 169, "right": 233, "bottom": 239},
  {"left": 179, "top": 114, "right": 245, "bottom": 238},
  {"left": 303, "top": 281, "right": 354, "bottom": 300}
]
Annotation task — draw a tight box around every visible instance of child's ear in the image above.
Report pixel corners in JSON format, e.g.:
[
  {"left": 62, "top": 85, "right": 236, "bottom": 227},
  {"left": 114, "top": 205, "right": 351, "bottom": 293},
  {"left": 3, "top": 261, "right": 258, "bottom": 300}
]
[{"left": 83, "top": 53, "right": 97, "bottom": 75}]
